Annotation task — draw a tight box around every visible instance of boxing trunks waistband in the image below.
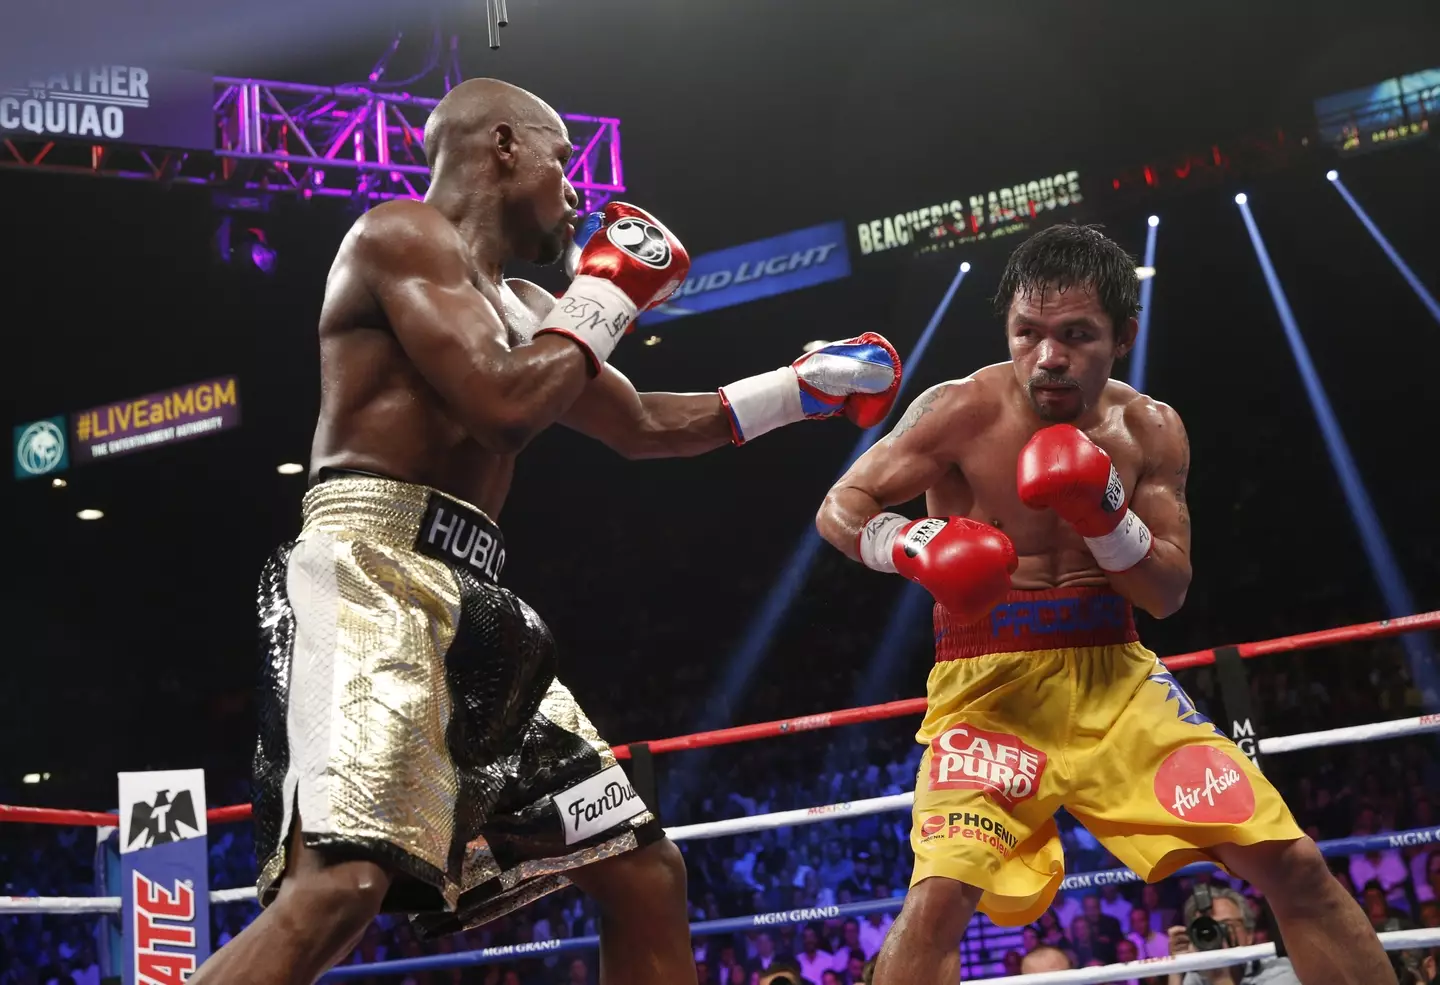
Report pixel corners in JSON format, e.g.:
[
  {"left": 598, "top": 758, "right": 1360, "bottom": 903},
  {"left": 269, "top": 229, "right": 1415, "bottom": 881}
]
[
  {"left": 933, "top": 585, "right": 1137, "bottom": 661},
  {"left": 305, "top": 469, "right": 506, "bottom": 585}
]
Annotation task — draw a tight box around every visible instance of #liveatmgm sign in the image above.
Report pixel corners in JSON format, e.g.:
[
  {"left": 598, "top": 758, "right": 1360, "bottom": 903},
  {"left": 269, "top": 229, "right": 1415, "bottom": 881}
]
[
  {"left": 71, "top": 376, "right": 241, "bottom": 464},
  {"left": 0, "top": 64, "right": 214, "bottom": 150}
]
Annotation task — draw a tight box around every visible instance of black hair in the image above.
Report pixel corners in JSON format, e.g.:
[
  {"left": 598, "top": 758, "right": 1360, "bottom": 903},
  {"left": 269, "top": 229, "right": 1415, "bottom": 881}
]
[{"left": 993, "top": 223, "right": 1140, "bottom": 336}]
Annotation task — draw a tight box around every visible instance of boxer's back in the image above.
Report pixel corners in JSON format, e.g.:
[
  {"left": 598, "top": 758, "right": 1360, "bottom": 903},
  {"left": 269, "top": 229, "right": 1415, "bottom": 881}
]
[
  {"left": 309, "top": 201, "right": 523, "bottom": 517},
  {"left": 922, "top": 364, "right": 1152, "bottom": 591}
]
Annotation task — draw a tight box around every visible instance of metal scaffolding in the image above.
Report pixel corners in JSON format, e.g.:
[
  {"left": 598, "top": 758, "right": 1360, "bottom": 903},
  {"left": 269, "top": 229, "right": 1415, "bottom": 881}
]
[{"left": 0, "top": 77, "right": 625, "bottom": 211}]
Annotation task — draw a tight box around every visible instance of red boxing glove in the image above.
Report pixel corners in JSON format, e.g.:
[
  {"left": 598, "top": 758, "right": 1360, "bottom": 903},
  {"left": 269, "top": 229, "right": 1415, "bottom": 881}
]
[
  {"left": 859, "top": 514, "right": 1017, "bottom": 624},
  {"left": 1017, "top": 424, "right": 1152, "bottom": 571},
  {"left": 537, "top": 202, "right": 690, "bottom": 370}
]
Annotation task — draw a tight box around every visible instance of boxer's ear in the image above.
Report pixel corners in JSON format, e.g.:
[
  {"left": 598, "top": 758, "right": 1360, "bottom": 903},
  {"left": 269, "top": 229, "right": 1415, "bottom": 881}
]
[{"left": 1114, "top": 315, "right": 1138, "bottom": 359}]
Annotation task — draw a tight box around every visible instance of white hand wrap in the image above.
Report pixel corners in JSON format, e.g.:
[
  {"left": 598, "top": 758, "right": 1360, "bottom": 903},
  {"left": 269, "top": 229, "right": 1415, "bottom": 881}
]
[
  {"left": 534, "top": 275, "right": 638, "bottom": 370},
  {"left": 1084, "top": 508, "right": 1153, "bottom": 572},
  {"left": 718, "top": 367, "right": 803, "bottom": 444},
  {"left": 858, "top": 512, "right": 908, "bottom": 574}
]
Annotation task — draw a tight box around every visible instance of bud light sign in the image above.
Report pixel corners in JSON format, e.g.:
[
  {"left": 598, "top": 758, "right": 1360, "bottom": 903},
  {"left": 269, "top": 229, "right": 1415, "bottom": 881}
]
[{"left": 644, "top": 221, "right": 850, "bottom": 323}]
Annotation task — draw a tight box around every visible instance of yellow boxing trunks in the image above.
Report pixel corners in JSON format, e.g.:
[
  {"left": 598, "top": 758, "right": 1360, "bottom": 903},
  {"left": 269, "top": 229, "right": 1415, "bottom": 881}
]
[
  {"left": 912, "top": 586, "right": 1303, "bottom": 926},
  {"left": 252, "top": 472, "right": 660, "bottom": 936}
]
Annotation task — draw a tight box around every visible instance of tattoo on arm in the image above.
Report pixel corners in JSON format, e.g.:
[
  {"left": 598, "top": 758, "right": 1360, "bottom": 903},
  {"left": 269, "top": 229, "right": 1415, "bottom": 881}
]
[
  {"left": 1174, "top": 449, "right": 1190, "bottom": 528},
  {"left": 891, "top": 386, "right": 946, "bottom": 439}
]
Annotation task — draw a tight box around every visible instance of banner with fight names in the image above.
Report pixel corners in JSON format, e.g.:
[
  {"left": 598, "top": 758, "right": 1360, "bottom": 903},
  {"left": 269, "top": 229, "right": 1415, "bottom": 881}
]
[
  {"left": 1, "top": 64, "right": 213, "bottom": 150},
  {"left": 118, "top": 769, "right": 211, "bottom": 985}
]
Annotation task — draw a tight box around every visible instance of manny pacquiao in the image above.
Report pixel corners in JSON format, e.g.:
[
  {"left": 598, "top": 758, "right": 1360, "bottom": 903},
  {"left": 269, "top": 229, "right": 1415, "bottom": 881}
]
[
  {"left": 816, "top": 223, "right": 1387, "bottom": 984},
  {"left": 191, "top": 79, "right": 900, "bottom": 985}
]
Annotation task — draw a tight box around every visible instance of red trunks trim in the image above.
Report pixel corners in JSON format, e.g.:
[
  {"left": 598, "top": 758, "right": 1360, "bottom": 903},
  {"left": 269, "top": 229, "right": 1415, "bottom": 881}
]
[{"left": 934, "top": 586, "right": 1138, "bottom": 661}]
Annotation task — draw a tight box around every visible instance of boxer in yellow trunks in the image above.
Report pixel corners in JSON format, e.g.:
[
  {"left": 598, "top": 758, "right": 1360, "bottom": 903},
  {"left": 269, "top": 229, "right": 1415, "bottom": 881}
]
[{"left": 816, "top": 224, "right": 1389, "bottom": 984}]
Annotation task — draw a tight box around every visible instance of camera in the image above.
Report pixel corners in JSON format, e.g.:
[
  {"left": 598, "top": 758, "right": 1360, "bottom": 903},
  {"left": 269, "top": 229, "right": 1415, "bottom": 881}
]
[{"left": 1187, "top": 884, "right": 1234, "bottom": 952}]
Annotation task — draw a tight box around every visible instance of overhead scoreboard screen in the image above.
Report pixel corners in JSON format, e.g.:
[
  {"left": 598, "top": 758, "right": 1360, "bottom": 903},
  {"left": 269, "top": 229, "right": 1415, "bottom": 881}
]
[{"left": 1315, "top": 68, "right": 1438, "bottom": 156}]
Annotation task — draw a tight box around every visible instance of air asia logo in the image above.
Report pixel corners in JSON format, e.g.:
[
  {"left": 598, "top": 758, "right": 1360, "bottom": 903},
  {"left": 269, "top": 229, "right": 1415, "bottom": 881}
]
[
  {"left": 1146, "top": 665, "right": 1223, "bottom": 737},
  {"left": 918, "top": 811, "right": 1018, "bottom": 855},
  {"left": 607, "top": 217, "right": 671, "bottom": 268},
  {"left": 1103, "top": 464, "right": 1125, "bottom": 512},
  {"left": 928, "top": 725, "right": 1046, "bottom": 808},
  {"left": 901, "top": 518, "right": 947, "bottom": 558},
  {"left": 127, "top": 790, "right": 200, "bottom": 851},
  {"left": 1154, "top": 746, "right": 1255, "bottom": 824},
  {"left": 132, "top": 872, "right": 196, "bottom": 985}
]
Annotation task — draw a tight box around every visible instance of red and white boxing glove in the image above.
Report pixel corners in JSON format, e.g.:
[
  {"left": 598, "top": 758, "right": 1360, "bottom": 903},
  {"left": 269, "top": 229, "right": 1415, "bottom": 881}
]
[
  {"left": 1016, "top": 424, "right": 1153, "bottom": 572},
  {"left": 537, "top": 202, "right": 690, "bottom": 371},
  {"left": 718, "top": 334, "right": 902, "bottom": 444},
  {"left": 859, "top": 514, "right": 1017, "bottom": 624}
]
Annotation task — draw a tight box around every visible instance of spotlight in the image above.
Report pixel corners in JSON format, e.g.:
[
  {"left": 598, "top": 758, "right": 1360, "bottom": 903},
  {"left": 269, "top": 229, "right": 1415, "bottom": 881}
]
[
  {"left": 1148, "top": 215, "right": 1160, "bottom": 228},
  {"left": 248, "top": 230, "right": 277, "bottom": 275},
  {"left": 22, "top": 774, "right": 40, "bottom": 784},
  {"left": 51, "top": 477, "right": 67, "bottom": 488},
  {"left": 642, "top": 335, "right": 662, "bottom": 347},
  {"left": 77, "top": 508, "right": 104, "bottom": 521},
  {"left": 276, "top": 463, "right": 305, "bottom": 475},
  {"left": 1136, "top": 266, "right": 1156, "bottom": 281},
  {"left": 1234, "top": 193, "right": 1248, "bottom": 205},
  {"left": 1326, "top": 169, "right": 1339, "bottom": 182},
  {"left": 960, "top": 262, "right": 971, "bottom": 273}
]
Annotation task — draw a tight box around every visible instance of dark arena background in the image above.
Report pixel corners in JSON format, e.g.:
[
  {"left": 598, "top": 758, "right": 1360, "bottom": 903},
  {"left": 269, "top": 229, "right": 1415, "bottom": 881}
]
[{"left": 3, "top": 1, "right": 1440, "bottom": 983}]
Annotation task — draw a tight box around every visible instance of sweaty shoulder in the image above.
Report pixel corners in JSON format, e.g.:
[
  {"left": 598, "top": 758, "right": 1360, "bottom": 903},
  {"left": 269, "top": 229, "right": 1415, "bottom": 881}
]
[
  {"left": 1114, "top": 382, "right": 1187, "bottom": 467},
  {"left": 891, "top": 365, "right": 1007, "bottom": 445},
  {"left": 347, "top": 199, "right": 469, "bottom": 283}
]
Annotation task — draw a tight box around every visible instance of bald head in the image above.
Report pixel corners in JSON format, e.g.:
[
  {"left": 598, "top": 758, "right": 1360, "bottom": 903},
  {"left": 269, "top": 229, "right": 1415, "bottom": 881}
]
[
  {"left": 1020, "top": 946, "right": 1073, "bottom": 974},
  {"left": 424, "top": 78, "right": 563, "bottom": 165}
]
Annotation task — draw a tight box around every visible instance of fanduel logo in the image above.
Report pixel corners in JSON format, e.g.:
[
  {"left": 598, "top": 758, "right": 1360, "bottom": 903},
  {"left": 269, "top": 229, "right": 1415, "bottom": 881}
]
[
  {"left": 553, "top": 765, "right": 646, "bottom": 845},
  {"left": 928, "top": 725, "right": 1046, "bottom": 808}
]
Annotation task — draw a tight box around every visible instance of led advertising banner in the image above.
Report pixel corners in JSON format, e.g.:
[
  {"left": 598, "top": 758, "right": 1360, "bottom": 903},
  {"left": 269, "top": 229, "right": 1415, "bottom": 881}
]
[
  {"left": 644, "top": 221, "right": 851, "bottom": 323},
  {"left": 70, "top": 376, "right": 241, "bottom": 464},
  {"left": 1, "top": 64, "right": 214, "bottom": 150},
  {"left": 1315, "top": 68, "right": 1438, "bottom": 156},
  {"left": 855, "top": 170, "right": 1084, "bottom": 260}
]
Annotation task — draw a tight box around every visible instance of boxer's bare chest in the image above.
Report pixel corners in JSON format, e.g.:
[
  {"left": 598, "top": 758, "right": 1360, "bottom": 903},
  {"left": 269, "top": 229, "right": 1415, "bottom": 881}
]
[{"left": 926, "top": 393, "right": 1147, "bottom": 587}]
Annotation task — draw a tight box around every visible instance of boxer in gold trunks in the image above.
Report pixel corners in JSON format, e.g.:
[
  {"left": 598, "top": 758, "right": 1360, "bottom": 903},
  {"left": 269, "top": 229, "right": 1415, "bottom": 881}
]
[
  {"left": 816, "top": 224, "right": 1388, "bottom": 984},
  {"left": 191, "top": 79, "right": 900, "bottom": 985}
]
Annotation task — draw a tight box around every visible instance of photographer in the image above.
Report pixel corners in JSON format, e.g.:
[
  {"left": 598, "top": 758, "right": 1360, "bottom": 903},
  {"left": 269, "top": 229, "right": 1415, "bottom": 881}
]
[{"left": 1165, "top": 885, "right": 1299, "bottom": 985}]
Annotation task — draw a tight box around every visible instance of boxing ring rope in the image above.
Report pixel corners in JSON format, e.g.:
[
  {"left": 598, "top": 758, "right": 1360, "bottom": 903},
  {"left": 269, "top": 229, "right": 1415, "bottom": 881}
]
[{"left": 2, "top": 610, "right": 1437, "bottom": 980}]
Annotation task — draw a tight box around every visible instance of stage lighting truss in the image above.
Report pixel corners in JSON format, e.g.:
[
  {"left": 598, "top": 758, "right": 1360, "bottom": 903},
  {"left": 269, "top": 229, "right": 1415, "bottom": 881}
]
[{"left": 0, "top": 78, "right": 625, "bottom": 212}]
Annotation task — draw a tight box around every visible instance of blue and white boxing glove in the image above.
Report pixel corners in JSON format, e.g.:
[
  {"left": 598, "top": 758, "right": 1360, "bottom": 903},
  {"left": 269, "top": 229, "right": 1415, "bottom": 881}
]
[{"left": 718, "top": 333, "right": 902, "bottom": 445}]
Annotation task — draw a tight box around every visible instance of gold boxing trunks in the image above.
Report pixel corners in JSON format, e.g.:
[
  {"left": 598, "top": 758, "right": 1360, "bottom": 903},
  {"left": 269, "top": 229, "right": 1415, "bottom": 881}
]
[{"left": 252, "top": 472, "right": 660, "bottom": 935}]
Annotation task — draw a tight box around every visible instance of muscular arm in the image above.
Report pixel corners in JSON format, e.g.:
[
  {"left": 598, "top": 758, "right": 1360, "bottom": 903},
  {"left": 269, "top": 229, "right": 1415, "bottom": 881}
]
[
  {"left": 561, "top": 364, "right": 734, "bottom": 459},
  {"left": 817, "top": 383, "right": 957, "bottom": 561},
  {"left": 1107, "top": 401, "right": 1193, "bottom": 618},
  {"left": 358, "top": 203, "right": 592, "bottom": 453}
]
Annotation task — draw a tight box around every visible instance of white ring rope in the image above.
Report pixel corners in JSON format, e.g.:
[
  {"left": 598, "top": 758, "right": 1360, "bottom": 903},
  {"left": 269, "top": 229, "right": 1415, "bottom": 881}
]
[
  {"left": 2, "top": 715, "right": 1436, "bottom": 915},
  {"left": 1257, "top": 713, "right": 1440, "bottom": 754},
  {"left": 978, "top": 927, "right": 1440, "bottom": 985}
]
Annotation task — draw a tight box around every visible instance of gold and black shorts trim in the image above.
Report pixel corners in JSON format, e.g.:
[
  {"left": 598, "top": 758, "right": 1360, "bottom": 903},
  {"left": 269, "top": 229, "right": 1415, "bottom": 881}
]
[{"left": 252, "top": 473, "right": 660, "bottom": 935}]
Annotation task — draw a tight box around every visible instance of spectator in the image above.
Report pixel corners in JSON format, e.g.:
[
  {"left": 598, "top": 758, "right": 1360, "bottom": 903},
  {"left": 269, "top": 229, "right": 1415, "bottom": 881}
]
[
  {"left": 856, "top": 905, "right": 892, "bottom": 964},
  {"left": 1349, "top": 809, "right": 1410, "bottom": 912},
  {"left": 1002, "top": 951, "right": 1023, "bottom": 976},
  {"left": 795, "top": 925, "right": 834, "bottom": 985},
  {"left": 842, "top": 954, "right": 866, "bottom": 985},
  {"left": 1052, "top": 892, "right": 1085, "bottom": 932},
  {"left": 1166, "top": 885, "right": 1299, "bottom": 985},
  {"left": 1114, "top": 938, "right": 1142, "bottom": 985},
  {"left": 1129, "top": 907, "right": 1170, "bottom": 958},
  {"left": 69, "top": 945, "right": 100, "bottom": 985},
  {"left": 820, "top": 972, "right": 842, "bottom": 985},
  {"left": 1070, "top": 915, "right": 1102, "bottom": 966},
  {"left": 1021, "top": 946, "right": 1074, "bottom": 974},
  {"left": 1083, "top": 895, "right": 1124, "bottom": 962},
  {"left": 723, "top": 963, "right": 748, "bottom": 985},
  {"left": 1021, "top": 925, "right": 1041, "bottom": 953},
  {"left": 1143, "top": 884, "right": 1179, "bottom": 932},
  {"left": 829, "top": 919, "right": 864, "bottom": 971},
  {"left": 1362, "top": 879, "right": 1410, "bottom": 935},
  {"left": 748, "top": 933, "right": 783, "bottom": 976},
  {"left": 1101, "top": 883, "right": 1135, "bottom": 926},
  {"left": 1417, "top": 850, "right": 1440, "bottom": 905},
  {"left": 562, "top": 957, "right": 590, "bottom": 985}
]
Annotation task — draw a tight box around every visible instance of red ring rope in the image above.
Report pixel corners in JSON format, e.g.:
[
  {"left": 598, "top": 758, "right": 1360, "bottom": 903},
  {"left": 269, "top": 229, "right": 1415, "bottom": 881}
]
[{"left": 4, "top": 610, "right": 1435, "bottom": 827}]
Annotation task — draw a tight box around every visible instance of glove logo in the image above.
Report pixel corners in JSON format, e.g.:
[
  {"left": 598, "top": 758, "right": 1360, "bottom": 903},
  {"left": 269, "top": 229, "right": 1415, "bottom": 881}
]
[
  {"left": 901, "top": 517, "right": 948, "bottom": 558},
  {"left": 1103, "top": 464, "right": 1125, "bottom": 513},
  {"left": 607, "top": 217, "right": 672, "bottom": 269}
]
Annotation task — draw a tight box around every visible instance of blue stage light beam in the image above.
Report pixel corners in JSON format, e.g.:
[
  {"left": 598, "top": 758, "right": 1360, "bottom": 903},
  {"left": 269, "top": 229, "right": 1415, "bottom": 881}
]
[
  {"left": 1234, "top": 194, "right": 1436, "bottom": 697},
  {"left": 1129, "top": 215, "right": 1161, "bottom": 392},
  {"left": 1326, "top": 170, "right": 1440, "bottom": 326},
  {"left": 698, "top": 261, "right": 973, "bottom": 730}
]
